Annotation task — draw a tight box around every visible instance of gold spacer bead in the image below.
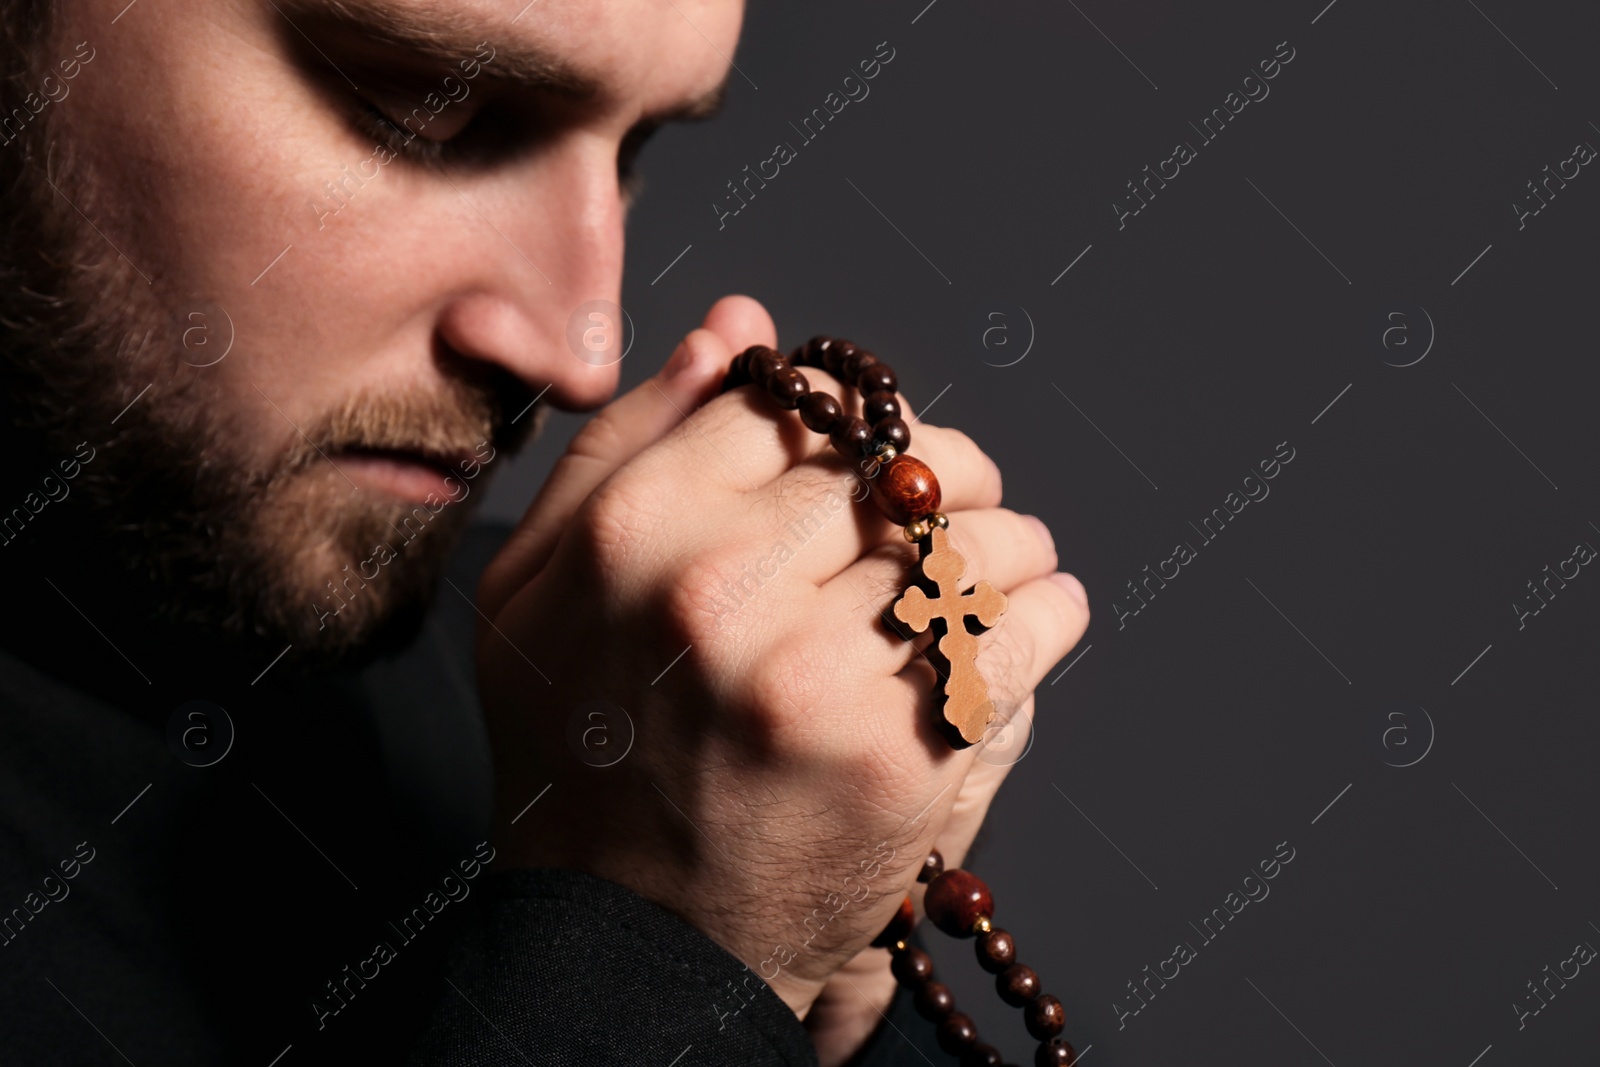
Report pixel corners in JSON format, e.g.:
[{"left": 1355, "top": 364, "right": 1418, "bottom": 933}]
[
  {"left": 931, "top": 512, "right": 949, "bottom": 530},
  {"left": 893, "top": 939, "right": 908, "bottom": 954},
  {"left": 872, "top": 442, "right": 899, "bottom": 463},
  {"left": 973, "top": 916, "right": 993, "bottom": 935},
  {"left": 904, "top": 518, "right": 931, "bottom": 543}
]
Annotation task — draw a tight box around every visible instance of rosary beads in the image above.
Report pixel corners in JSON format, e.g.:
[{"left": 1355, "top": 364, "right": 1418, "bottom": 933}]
[
  {"left": 723, "top": 337, "right": 1078, "bottom": 1065},
  {"left": 723, "top": 336, "right": 1007, "bottom": 748},
  {"left": 874, "top": 848, "right": 1078, "bottom": 1067}
]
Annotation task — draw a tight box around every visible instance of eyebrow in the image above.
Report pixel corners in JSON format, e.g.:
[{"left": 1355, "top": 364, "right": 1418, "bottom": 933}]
[{"left": 276, "top": 0, "right": 728, "bottom": 121}]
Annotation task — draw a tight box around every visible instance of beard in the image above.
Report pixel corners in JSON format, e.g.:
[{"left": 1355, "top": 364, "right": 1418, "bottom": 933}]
[{"left": 0, "top": 74, "right": 541, "bottom": 676}]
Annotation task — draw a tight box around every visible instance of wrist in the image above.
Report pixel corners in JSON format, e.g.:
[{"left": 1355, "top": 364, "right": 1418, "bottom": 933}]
[{"left": 803, "top": 947, "right": 899, "bottom": 1067}]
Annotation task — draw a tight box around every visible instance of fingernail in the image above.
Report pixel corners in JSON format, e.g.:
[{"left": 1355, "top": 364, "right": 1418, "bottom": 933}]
[
  {"left": 1025, "top": 515, "right": 1055, "bottom": 554},
  {"left": 662, "top": 339, "right": 695, "bottom": 380},
  {"left": 1051, "top": 572, "right": 1088, "bottom": 608}
]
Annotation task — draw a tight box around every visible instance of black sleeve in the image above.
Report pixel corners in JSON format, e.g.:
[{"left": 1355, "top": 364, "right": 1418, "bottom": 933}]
[{"left": 409, "top": 868, "right": 819, "bottom": 1067}]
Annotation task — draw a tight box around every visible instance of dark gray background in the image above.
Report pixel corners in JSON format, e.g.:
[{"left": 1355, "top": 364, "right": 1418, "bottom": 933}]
[{"left": 482, "top": 1, "right": 1600, "bottom": 1063}]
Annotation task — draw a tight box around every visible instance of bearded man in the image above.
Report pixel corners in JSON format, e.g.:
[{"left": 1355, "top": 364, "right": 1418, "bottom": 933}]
[{"left": 0, "top": 0, "right": 1089, "bottom": 1063}]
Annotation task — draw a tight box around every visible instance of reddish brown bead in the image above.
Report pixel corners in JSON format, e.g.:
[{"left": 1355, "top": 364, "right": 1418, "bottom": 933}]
[
  {"left": 870, "top": 454, "right": 942, "bottom": 526},
  {"left": 890, "top": 946, "right": 934, "bottom": 987},
  {"left": 919, "top": 848, "right": 945, "bottom": 884},
  {"left": 767, "top": 364, "right": 808, "bottom": 408},
  {"left": 870, "top": 894, "right": 915, "bottom": 948},
  {"left": 802, "top": 335, "right": 834, "bottom": 366},
  {"left": 858, "top": 362, "right": 898, "bottom": 395},
  {"left": 976, "top": 928, "right": 1016, "bottom": 973},
  {"left": 843, "top": 349, "right": 877, "bottom": 383},
  {"left": 924, "top": 868, "right": 991, "bottom": 938},
  {"left": 722, "top": 357, "right": 752, "bottom": 391},
  {"left": 997, "top": 963, "right": 1040, "bottom": 1006},
  {"left": 873, "top": 416, "right": 911, "bottom": 453},
  {"left": 913, "top": 980, "right": 955, "bottom": 1021},
  {"left": 829, "top": 415, "right": 873, "bottom": 459},
  {"left": 961, "top": 1044, "right": 1004, "bottom": 1067},
  {"left": 798, "top": 391, "right": 842, "bottom": 433},
  {"left": 863, "top": 390, "right": 901, "bottom": 424},
  {"left": 825, "top": 339, "right": 858, "bottom": 376},
  {"left": 1034, "top": 1039, "right": 1077, "bottom": 1067},
  {"left": 935, "top": 1012, "right": 979, "bottom": 1055},
  {"left": 747, "top": 345, "right": 784, "bottom": 386},
  {"left": 1025, "top": 994, "right": 1066, "bottom": 1040}
]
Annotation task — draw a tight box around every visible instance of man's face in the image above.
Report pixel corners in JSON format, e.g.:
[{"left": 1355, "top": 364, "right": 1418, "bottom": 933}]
[{"left": 14, "top": 0, "right": 737, "bottom": 662}]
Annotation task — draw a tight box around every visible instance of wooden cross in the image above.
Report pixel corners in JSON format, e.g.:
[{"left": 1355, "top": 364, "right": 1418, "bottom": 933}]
[{"left": 892, "top": 526, "right": 1008, "bottom": 746}]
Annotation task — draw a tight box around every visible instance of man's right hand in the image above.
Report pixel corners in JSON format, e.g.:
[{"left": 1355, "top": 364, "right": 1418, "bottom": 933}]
[{"left": 474, "top": 295, "right": 1089, "bottom": 1024}]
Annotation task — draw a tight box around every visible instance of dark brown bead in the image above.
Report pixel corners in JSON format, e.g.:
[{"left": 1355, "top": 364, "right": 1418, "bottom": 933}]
[
  {"left": 961, "top": 1044, "right": 1004, "bottom": 1067},
  {"left": 1025, "top": 994, "right": 1066, "bottom": 1040},
  {"left": 829, "top": 416, "right": 873, "bottom": 459},
  {"left": 1033, "top": 1039, "right": 1077, "bottom": 1067},
  {"left": 976, "top": 928, "right": 1016, "bottom": 973},
  {"left": 863, "top": 390, "right": 901, "bottom": 424},
  {"left": 870, "top": 453, "right": 942, "bottom": 526},
  {"left": 873, "top": 416, "right": 911, "bottom": 453},
  {"left": 797, "top": 391, "right": 842, "bottom": 433},
  {"left": 890, "top": 946, "right": 934, "bottom": 987},
  {"left": 747, "top": 346, "right": 785, "bottom": 387},
  {"left": 870, "top": 894, "right": 915, "bottom": 948},
  {"left": 843, "top": 349, "right": 878, "bottom": 383},
  {"left": 802, "top": 335, "right": 834, "bottom": 366},
  {"left": 824, "top": 339, "right": 858, "bottom": 376},
  {"left": 913, "top": 980, "right": 955, "bottom": 1021},
  {"left": 935, "top": 1012, "right": 979, "bottom": 1055},
  {"left": 858, "top": 362, "right": 898, "bottom": 395},
  {"left": 918, "top": 848, "right": 944, "bottom": 884},
  {"left": 997, "top": 963, "right": 1039, "bottom": 1006},
  {"left": 767, "top": 364, "right": 808, "bottom": 409}
]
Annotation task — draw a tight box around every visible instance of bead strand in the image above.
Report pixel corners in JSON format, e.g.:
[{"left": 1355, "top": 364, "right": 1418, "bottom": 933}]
[
  {"left": 722, "top": 335, "right": 1062, "bottom": 1061},
  {"left": 879, "top": 850, "right": 1079, "bottom": 1067},
  {"left": 722, "top": 338, "right": 943, "bottom": 538},
  {"left": 870, "top": 851, "right": 1017, "bottom": 1067}
]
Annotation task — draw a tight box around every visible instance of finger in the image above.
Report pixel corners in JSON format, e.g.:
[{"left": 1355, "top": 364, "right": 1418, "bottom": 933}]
[
  {"left": 478, "top": 296, "right": 772, "bottom": 617},
  {"left": 821, "top": 508, "right": 1062, "bottom": 669},
  {"left": 756, "top": 423, "right": 1006, "bottom": 584},
  {"left": 701, "top": 293, "right": 779, "bottom": 353},
  {"left": 970, "top": 573, "right": 1090, "bottom": 708}
]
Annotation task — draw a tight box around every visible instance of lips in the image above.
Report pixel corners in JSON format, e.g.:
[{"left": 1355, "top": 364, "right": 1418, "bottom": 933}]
[{"left": 332, "top": 446, "right": 474, "bottom": 505}]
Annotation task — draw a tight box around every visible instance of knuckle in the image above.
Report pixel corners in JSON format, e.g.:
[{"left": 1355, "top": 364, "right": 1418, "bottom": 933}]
[
  {"left": 746, "top": 641, "right": 832, "bottom": 726},
  {"left": 565, "top": 410, "right": 627, "bottom": 464},
  {"left": 577, "top": 475, "right": 667, "bottom": 573},
  {"left": 660, "top": 546, "right": 752, "bottom": 650}
]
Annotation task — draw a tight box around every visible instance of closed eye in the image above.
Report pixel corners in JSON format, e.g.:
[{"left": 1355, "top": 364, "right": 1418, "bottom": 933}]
[{"left": 352, "top": 98, "right": 447, "bottom": 164}]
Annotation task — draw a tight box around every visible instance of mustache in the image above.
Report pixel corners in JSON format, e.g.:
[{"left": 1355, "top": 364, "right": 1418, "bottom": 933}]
[{"left": 287, "top": 372, "right": 542, "bottom": 471}]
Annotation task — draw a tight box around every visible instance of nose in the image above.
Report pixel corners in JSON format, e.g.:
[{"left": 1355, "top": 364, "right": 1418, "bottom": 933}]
[{"left": 434, "top": 135, "right": 627, "bottom": 413}]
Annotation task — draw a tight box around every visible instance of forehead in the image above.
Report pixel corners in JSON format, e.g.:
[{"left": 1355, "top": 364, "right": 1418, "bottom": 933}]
[{"left": 277, "top": 0, "right": 740, "bottom": 117}]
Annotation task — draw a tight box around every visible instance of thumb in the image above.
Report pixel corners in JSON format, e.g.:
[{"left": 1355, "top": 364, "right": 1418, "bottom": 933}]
[{"left": 478, "top": 295, "right": 778, "bottom": 618}]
